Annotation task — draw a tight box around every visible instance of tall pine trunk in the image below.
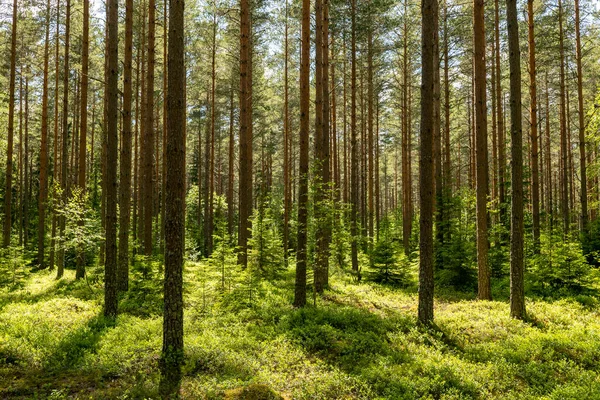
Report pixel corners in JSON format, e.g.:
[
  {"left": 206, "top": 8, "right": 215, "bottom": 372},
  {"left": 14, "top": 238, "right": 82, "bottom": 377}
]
[
  {"left": 3, "top": 0, "right": 18, "bottom": 247},
  {"left": 507, "top": 0, "right": 525, "bottom": 319},
  {"left": 294, "top": 0, "right": 310, "bottom": 306},
  {"left": 474, "top": 0, "right": 491, "bottom": 300},
  {"left": 159, "top": 0, "right": 185, "bottom": 394}
]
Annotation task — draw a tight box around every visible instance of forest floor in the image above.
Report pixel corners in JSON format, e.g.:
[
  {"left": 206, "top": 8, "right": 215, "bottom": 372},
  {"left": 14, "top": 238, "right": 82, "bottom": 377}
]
[{"left": 1, "top": 257, "right": 600, "bottom": 399}]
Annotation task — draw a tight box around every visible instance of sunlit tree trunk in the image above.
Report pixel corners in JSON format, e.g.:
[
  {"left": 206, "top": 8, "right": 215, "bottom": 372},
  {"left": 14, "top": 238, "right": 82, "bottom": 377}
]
[
  {"left": 3, "top": 0, "right": 18, "bottom": 247},
  {"left": 294, "top": 0, "right": 310, "bottom": 306},
  {"left": 507, "top": 0, "right": 525, "bottom": 319},
  {"left": 474, "top": 0, "right": 491, "bottom": 300}
]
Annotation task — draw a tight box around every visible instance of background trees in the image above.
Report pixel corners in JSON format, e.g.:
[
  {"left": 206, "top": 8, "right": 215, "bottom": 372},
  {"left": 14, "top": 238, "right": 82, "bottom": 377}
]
[{"left": 1, "top": 0, "right": 600, "bottom": 356}]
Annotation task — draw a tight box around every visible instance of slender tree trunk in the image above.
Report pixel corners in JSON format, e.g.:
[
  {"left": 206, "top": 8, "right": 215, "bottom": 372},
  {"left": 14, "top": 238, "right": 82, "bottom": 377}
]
[
  {"left": 57, "top": 0, "right": 71, "bottom": 279},
  {"left": 161, "top": 0, "right": 168, "bottom": 253},
  {"left": 228, "top": 80, "right": 235, "bottom": 238},
  {"left": 495, "top": 0, "right": 506, "bottom": 223},
  {"left": 574, "top": 0, "right": 588, "bottom": 234},
  {"left": 204, "top": 11, "right": 217, "bottom": 257},
  {"left": 75, "top": 0, "right": 90, "bottom": 279},
  {"left": 143, "top": 0, "right": 156, "bottom": 255},
  {"left": 294, "top": 0, "right": 310, "bottom": 306},
  {"left": 23, "top": 75, "right": 30, "bottom": 246},
  {"left": 104, "top": 0, "right": 119, "bottom": 318},
  {"left": 315, "top": 0, "right": 331, "bottom": 292},
  {"left": 418, "top": 0, "right": 438, "bottom": 325},
  {"left": 558, "top": 0, "right": 569, "bottom": 236},
  {"left": 527, "top": 0, "right": 540, "bottom": 251},
  {"left": 443, "top": 0, "right": 451, "bottom": 202},
  {"left": 159, "top": 0, "right": 185, "bottom": 394},
  {"left": 402, "top": 4, "right": 411, "bottom": 255},
  {"left": 283, "top": 0, "right": 290, "bottom": 259},
  {"left": 238, "top": 0, "right": 253, "bottom": 267},
  {"left": 545, "top": 73, "right": 553, "bottom": 228},
  {"left": 474, "top": 0, "right": 491, "bottom": 300},
  {"left": 507, "top": 0, "right": 525, "bottom": 319},
  {"left": 350, "top": 0, "right": 360, "bottom": 279},
  {"left": 38, "top": 0, "right": 51, "bottom": 268},
  {"left": 49, "top": 0, "right": 61, "bottom": 270},
  {"left": 3, "top": 0, "right": 18, "bottom": 248},
  {"left": 367, "top": 28, "right": 374, "bottom": 260},
  {"left": 118, "top": 0, "right": 134, "bottom": 292}
]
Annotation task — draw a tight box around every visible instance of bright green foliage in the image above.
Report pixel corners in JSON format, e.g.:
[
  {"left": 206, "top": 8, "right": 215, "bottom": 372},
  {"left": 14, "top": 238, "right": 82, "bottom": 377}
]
[
  {"left": 366, "top": 219, "right": 412, "bottom": 286},
  {"left": 527, "top": 233, "right": 595, "bottom": 295},
  {"left": 52, "top": 186, "right": 103, "bottom": 268},
  {"left": 247, "top": 201, "right": 285, "bottom": 278}
]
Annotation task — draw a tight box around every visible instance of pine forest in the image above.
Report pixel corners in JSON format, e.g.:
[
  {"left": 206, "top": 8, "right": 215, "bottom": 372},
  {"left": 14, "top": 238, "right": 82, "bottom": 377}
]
[{"left": 1, "top": 0, "right": 600, "bottom": 397}]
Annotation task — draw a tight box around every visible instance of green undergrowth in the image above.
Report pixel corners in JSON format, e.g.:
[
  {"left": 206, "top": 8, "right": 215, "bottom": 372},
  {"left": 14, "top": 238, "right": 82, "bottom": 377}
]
[{"left": 0, "top": 259, "right": 599, "bottom": 399}]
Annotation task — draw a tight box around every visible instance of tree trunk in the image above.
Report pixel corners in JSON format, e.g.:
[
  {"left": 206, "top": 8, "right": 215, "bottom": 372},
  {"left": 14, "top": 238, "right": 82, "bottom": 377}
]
[
  {"left": 3, "top": 0, "right": 18, "bottom": 247},
  {"left": 143, "top": 0, "right": 156, "bottom": 255},
  {"left": 38, "top": 0, "right": 51, "bottom": 268},
  {"left": 294, "top": 0, "right": 310, "bottom": 306},
  {"left": 350, "top": 0, "right": 360, "bottom": 280},
  {"left": 507, "top": 0, "right": 525, "bottom": 319},
  {"left": 49, "top": 0, "right": 61, "bottom": 270},
  {"left": 159, "top": 0, "right": 185, "bottom": 395},
  {"left": 283, "top": 0, "right": 290, "bottom": 259},
  {"left": 57, "top": 0, "right": 71, "bottom": 278},
  {"left": 474, "top": 0, "right": 491, "bottom": 300},
  {"left": 76, "top": 0, "right": 90, "bottom": 279},
  {"left": 527, "top": 0, "right": 540, "bottom": 251},
  {"left": 228, "top": 80, "right": 235, "bottom": 238},
  {"left": 495, "top": 0, "right": 506, "bottom": 224},
  {"left": 558, "top": 0, "right": 569, "bottom": 236},
  {"left": 104, "top": 0, "right": 119, "bottom": 318},
  {"left": 118, "top": 0, "right": 134, "bottom": 292},
  {"left": 419, "top": 0, "right": 438, "bottom": 325},
  {"left": 238, "top": 0, "right": 253, "bottom": 267},
  {"left": 574, "top": 0, "right": 588, "bottom": 234},
  {"left": 402, "top": 3, "right": 411, "bottom": 255}
]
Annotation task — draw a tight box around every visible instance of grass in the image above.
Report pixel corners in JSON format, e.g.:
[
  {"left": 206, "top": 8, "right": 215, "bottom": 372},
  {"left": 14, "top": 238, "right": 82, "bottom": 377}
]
[{"left": 1, "top": 258, "right": 599, "bottom": 399}]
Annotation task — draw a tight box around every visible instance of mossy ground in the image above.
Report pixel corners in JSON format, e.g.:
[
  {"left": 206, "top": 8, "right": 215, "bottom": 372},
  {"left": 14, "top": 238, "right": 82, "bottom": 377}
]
[{"left": 1, "top": 259, "right": 599, "bottom": 399}]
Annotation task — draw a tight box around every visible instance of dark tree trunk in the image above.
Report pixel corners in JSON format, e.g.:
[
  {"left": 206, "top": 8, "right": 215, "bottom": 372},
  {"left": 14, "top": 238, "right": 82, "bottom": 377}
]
[
  {"left": 507, "top": 0, "right": 525, "bottom": 320},
  {"left": 418, "top": 0, "right": 438, "bottom": 325},
  {"left": 104, "top": 0, "right": 119, "bottom": 318},
  {"left": 474, "top": 0, "right": 491, "bottom": 300},
  {"left": 3, "top": 0, "right": 18, "bottom": 247},
  {"left": 159, "top": 0, "right": 185, "bottom": 396},
  {"left": 118, "top": 0, "right": 134, "bottom": 292},
  {"left": 238, "top": 0, "right": 253, "bottom": 267},
  {"left": 294, "top": 0, "right": 310, "bottom": 306}
]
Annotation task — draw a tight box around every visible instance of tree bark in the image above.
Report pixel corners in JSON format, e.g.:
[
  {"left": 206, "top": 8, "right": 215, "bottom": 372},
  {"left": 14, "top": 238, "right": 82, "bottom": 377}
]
[
  {"left": 143, "top": 0, "right": 156, "bottom": 255},
  {"left": 418, "top": 0, "right": 438, "bottom": 325},
  {"left": 507, "top": 0, "right": 525, "bottom": 319},
  {"left": 76, "top": 0, "right": 90, "bottom": 279},
  {"left": 57, "top": 0, "right": 71, "bottom": 278},
  {"left": 527, "top": 0, "right": 540, "bottom": 251},
  {"left": 104, "top": 0, "right": 119, "bottom": 318},
  {"left": 3, "top": 0, "right": 18, "bottom": 247},
  {"left": 474, "top": 0, "right": 491, "bottom": 300},
  {"left": 159, "top": 0, "right": 185, "bottom": 395},
  {"left": 350, "top": 0, "right": 360, "bottom": 280},
  {"left": 38, "top": 0, "right": 51, "bottom": 268},
  {"left": 118, "top": 0, "right": 134, "bottom": 291},
  {"left": 574, "top": 0, "right": 588, "bottom": 234},
  {"left": 294, "top": 0, "right": 310, "bottom": 306},
  {"left": 238, "top": 0, "right": 253, "bottom": 267},
  {"left": 558, "top": 0, "right": 569, "bottom": 236}
]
